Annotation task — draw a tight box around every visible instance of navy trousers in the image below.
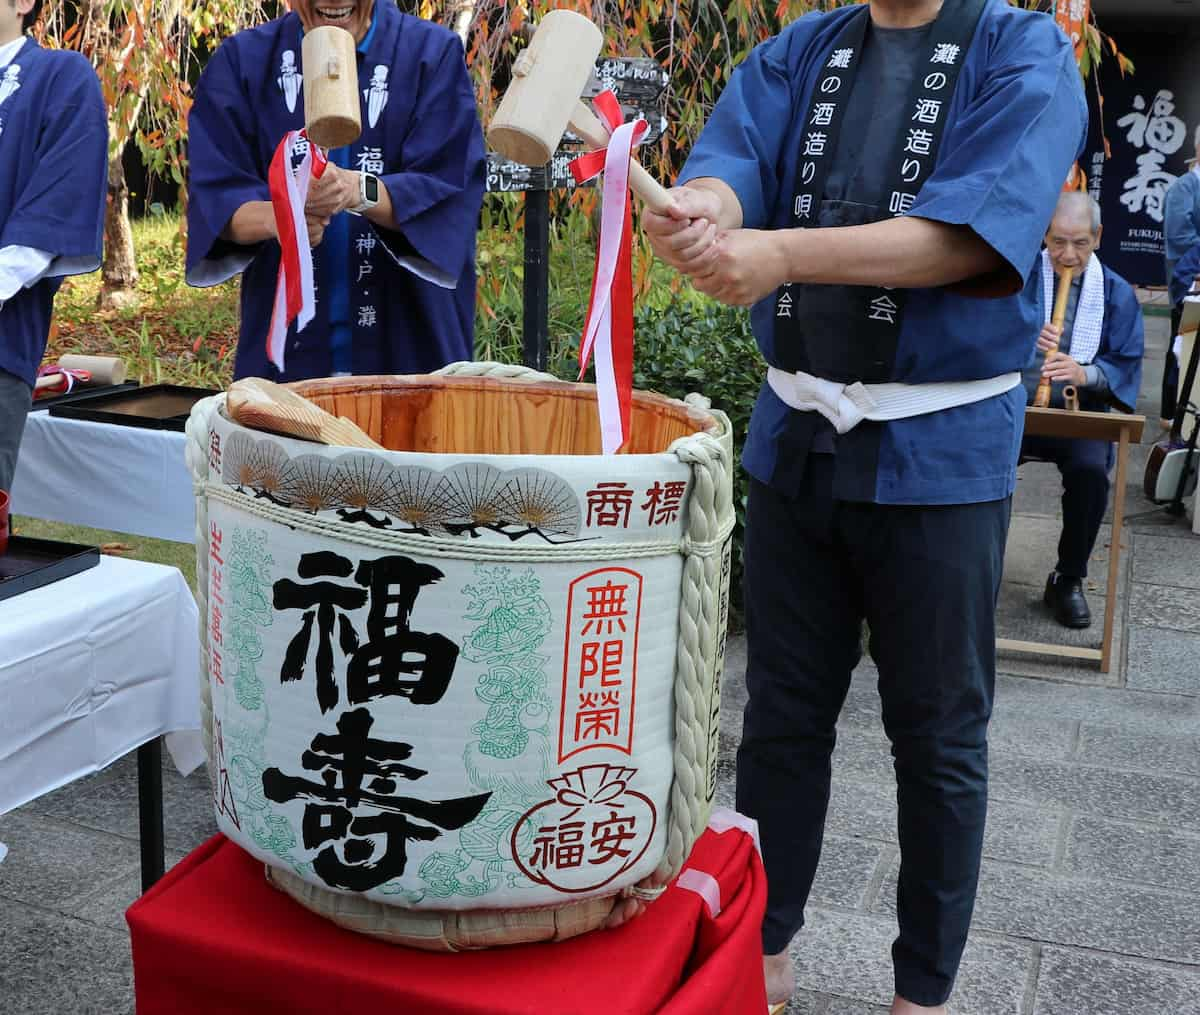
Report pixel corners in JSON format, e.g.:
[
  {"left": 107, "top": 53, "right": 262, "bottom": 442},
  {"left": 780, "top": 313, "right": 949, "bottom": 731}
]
[
  {"left": 1020, "top": 434, "right": 1113, "bottom": 579},
  {"left": 0, "top": 367, "right": 32, "bottom": 493},
  {"left": 737, "top": 456, "right": 1010, "bottom": 1007}
]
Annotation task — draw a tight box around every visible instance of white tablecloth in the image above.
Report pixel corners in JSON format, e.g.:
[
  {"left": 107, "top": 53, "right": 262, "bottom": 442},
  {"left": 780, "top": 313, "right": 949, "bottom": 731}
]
[
  {"left": 11, "top": 412, "right": 194, "bottom": 543},
  {"left": 0, "top": 556, "right": 204, "bottom": 815}
]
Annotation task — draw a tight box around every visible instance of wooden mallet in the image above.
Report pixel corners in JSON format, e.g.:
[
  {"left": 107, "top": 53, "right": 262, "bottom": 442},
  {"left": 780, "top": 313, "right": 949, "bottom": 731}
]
[
  {"left": 487, "top": 10, "right": 673, "bottom": 215},
  {"left": 302, "top": 26, "right": 362, "bottom": 150}
]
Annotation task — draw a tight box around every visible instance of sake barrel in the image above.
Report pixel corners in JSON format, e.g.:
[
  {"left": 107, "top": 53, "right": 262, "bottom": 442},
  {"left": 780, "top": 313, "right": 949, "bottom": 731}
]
[{"left": 185, "top": 363, "right": 735, "bottom": 950}]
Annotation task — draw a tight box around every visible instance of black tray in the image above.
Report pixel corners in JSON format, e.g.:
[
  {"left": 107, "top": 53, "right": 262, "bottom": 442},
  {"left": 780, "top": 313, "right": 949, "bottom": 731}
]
[
  {"left": 49, "top": 383, "right": 218, "bottom": 431},
  {"left": 30, "top": 380, "right": 141, "bottom": 412},
  {"left": 0, "top": 535, "right": 101, "bottom": 602}
]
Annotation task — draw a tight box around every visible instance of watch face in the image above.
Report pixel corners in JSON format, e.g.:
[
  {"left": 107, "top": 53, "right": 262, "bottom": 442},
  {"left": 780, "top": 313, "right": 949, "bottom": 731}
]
[{"left": 364, "top": 174, "right": 379, "bottom": 203}]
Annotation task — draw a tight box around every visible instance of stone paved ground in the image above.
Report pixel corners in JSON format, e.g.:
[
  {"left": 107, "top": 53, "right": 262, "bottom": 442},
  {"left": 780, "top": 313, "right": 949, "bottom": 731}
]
[{"left": 1, "top": 307, "right": 1197, "bottom": 1013}]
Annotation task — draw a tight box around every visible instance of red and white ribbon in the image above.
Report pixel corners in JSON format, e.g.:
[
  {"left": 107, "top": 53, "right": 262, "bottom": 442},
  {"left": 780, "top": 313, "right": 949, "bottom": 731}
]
[
  {"left": 570, "top": 91, "right": 648, "bottom": 455},
  {"left": 34, "top": 365, "right": 91, "bottom": 398},
  {"left": 266, "top": 129, "right": 328, "bottom": 373}
]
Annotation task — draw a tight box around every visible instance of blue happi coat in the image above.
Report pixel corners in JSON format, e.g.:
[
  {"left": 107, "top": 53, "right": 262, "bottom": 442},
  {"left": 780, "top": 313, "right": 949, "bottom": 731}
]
[
  {"left": 1170, "top": 242, "right": 1200, "bottom": 307},
  {"left": 0, "top": 42, "right": 106, "bottom": 388},
  {"left": 678, "top": 1, "right": 1088, "bottom": 505},
  {"left": 1024, "top": 263, "right": 1143, "bottom": 414},
  {"left": 186, "top": 3, "right": 485, "bottom": 382}
]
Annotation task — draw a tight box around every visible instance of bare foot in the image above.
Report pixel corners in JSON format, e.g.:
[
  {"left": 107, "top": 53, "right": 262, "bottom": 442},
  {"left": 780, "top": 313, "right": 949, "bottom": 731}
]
[
  {"left": 764, "top": 950, "right": 794, "bottom": 1007},
  {"left": 891, "top": 995, "right": 946, "bottom": 1015}
]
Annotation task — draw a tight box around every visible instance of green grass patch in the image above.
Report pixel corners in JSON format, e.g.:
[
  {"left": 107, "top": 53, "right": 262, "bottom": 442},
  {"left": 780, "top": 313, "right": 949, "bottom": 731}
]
[{"left": 12, "top": 515, "right": 197, "bottom": 591}]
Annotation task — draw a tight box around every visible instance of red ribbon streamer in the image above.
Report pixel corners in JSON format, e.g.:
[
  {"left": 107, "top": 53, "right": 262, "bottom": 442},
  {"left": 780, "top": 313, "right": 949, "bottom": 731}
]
[
  {"left": 265, "top": 131, "right": 328, "bottom": 371},
  {"left": 570, "top": 90, "right": 647, "bottom": 452}
]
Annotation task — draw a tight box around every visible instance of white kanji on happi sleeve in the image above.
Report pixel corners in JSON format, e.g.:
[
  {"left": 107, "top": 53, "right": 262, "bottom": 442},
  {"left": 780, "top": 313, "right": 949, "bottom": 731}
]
[{"left": 357, "top": 305, "right": 377, "bottom": 327}]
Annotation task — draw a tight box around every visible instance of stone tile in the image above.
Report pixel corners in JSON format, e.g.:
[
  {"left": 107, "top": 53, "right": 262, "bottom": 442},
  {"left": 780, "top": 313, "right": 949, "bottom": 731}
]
[
  {"left": 829, "top": 729, "right": 892, "bottom": 783},
  {"left": 835, "top": 705, "right": 1078, "bottom": 763},
  {"left": 0, "top": 897, "right": 133, "bottom": 1015},
  {"left": 1061, "top": 815, "right": 1200, "bottom": 892},
  {"left": 779, "top": 992, "right": 892, "bottom": 1015},
  {"left": 1124, "top": 626, "right": 1200, "bottom": 695},
  {"left": 69, "top": 851, "right": 188, "bottom": 932},
  {"left": 989, "top": 753, "right": 1200, "bottom": 829},
  {"left": 712, "top": 754, "right": 737, "bottom": 813},
  {"left": 995, "top": 587, "right": 1106, "bottom": 656},
  {"left": 782, "top": 989, "right": 834, "bottom": 1014},
  {"left": 1002, "top": 514, "right": 1115, "bottom": 591},
  {"left": 824, "top": 773, "right": 1059, "bottom": 869},
  {"left": 1032, "top": 947, "right": 1200, "bottom": 1015},
  {"left": 1076, "top": 724, "right": 1200, "bottom": 776},
  {"left": 1129, "top": 582, "right": 1200, "bottom": 633},
  {"left": 26, "top": 756, "right": 217, "bottom": 854},
  {"left": 1127, "top": 494, "right": 1196, "bottom": 533},
  {"left": 1012, "top": 465, "right": 1068, "bottom": 520},
  {"left": 1132, "top": 533, "right": 1200, "bottom": 590},
  {"left": 0, "top": 811, "right": 140, "bottom": 909},
  {"left": 824, "top": 1001, "right": 889, "bottom": 1015},
  {"left": 788, "top": 908, "right": 1031, "bottom": 1014},
  {"left": 981, "top": 800, "right": 1062, "bottom": 870},
  {"left": 808, "top": 836, "right": 885, "bottom": 911},
  {"left": 992, "top": 671, "right": 1200, "bottom": 737},
  {"left": 876, "top": 858, "right": 1200, "bottom": 965}
]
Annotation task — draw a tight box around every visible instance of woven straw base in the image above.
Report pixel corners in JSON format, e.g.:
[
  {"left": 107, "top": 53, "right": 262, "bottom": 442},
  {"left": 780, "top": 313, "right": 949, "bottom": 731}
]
[{"left": 266, "top": 866, "right": 620, "bottom": 950}]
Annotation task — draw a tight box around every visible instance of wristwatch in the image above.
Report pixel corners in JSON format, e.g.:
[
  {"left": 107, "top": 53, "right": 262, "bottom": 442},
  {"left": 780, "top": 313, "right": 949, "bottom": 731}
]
[{"left": 349, "top": 172, "right": 380, "bottom": 215}]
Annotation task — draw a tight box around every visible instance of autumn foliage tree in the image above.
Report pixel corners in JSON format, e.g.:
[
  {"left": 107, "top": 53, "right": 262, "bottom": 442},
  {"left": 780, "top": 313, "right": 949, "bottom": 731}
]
[
  {"left": 36, "top": 0, "right": 279, "bottom": 308},
  {"left": 26, "top": 0, "right": 1126, "bottom": 311}
]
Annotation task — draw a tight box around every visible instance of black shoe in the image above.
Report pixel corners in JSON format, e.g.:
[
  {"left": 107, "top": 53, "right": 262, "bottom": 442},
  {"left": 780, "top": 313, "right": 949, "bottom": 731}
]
[{"left": 1043, "top": 571, "right": 1091, "bottom": 628}]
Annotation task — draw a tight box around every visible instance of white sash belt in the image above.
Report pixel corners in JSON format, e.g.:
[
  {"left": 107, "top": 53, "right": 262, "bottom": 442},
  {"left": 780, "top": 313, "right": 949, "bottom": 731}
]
[{"left": 767, "top": 366, "right": 1022, "bottom": 435}]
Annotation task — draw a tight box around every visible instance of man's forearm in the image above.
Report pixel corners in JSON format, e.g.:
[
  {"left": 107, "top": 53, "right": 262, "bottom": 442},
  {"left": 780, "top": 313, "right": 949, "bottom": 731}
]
[
  {"left": 222, "top": 201, "right": 277, "bottom": 244},
  {"left": 780, "top": 215, "right": 1007, "bottom": 290}
]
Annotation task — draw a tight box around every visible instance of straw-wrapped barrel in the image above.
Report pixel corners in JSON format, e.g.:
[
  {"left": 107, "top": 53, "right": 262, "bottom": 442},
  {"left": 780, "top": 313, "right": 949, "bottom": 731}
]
[{"left": 184, "top": 362, "right": 734, "bottom": 949}]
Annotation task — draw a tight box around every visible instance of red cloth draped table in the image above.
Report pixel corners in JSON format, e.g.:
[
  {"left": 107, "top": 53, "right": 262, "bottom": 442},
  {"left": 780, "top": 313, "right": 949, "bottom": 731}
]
[{"left": 126, "top": 824, "right": 767, "bottom": 1015}]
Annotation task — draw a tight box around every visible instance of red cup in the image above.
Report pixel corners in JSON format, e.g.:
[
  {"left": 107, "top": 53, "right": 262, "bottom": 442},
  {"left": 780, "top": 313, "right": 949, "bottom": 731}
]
[{"left": 0, "top": 489, "right": 9, "bottom": 556}]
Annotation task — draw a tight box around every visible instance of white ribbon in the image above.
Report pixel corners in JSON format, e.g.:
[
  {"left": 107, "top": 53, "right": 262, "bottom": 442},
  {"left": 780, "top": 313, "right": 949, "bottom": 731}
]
[
  {"left": 579, "top": 120, "right": 638, "bottom": 455},
  {"left": 266, "top": 133, "right": 319, "bottom": 373}
]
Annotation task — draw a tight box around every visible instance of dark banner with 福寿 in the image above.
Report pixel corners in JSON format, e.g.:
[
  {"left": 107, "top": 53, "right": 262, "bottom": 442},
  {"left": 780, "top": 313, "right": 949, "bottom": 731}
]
[{"left": 1084, "top": 28, "right": 1198, "bottom": 286}]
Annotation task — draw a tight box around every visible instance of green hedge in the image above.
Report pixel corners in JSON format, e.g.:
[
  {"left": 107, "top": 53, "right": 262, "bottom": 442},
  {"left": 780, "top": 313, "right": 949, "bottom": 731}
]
[{"left": 631, "top": 299, "right": 761, "bottom": 626}]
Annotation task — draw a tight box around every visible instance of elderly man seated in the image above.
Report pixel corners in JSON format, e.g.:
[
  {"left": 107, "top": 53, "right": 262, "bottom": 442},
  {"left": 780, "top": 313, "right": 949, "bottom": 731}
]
[{"left": 1021, "top": 192, "right": 1144, "bottom": 628}]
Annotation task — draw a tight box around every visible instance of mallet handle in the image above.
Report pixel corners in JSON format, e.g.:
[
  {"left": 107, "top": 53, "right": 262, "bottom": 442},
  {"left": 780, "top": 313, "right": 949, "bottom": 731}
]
[
  {"left": 1033, "top": 266, "right": 1075, "bottom": 409},
  {"left": 569, "top": 101, "right": 673, "bottom": 215}
]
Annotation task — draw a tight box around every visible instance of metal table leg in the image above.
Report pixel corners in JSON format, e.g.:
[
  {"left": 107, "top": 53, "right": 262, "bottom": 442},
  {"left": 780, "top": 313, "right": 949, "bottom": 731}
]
[{"left": 137, "top": 737, "right": 166, "bottom": 892}]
